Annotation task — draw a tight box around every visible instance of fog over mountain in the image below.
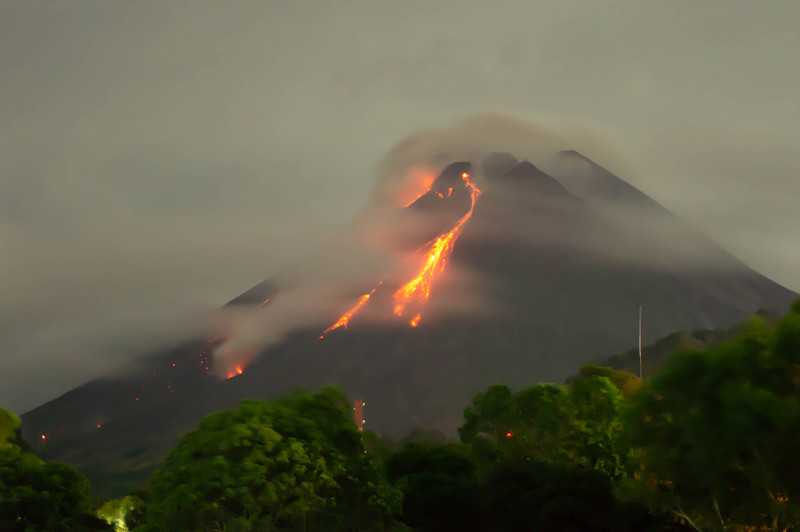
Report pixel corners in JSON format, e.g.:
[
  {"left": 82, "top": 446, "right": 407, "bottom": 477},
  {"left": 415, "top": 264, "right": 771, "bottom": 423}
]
[{"left": 1, "top": 1, "right": 799, "bottom": 413}]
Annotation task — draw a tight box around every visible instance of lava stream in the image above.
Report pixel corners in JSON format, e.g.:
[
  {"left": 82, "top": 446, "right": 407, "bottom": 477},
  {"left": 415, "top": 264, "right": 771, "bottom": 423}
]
[
  {"left": 321, "top": 171, "right": 481, "bottom": 335},
  {"left": 393, "top": 173, "right": 481, "bottom": 322},
  {"left": 226, "top": 366, "right": 244, "bottom": 379},
  {"left": 319, "top": 288, "right": 377, "bottom": 338}
]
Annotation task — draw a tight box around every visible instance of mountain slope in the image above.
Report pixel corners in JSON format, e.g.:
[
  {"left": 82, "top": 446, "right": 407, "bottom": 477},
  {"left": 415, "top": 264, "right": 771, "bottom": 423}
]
[
  {"left": 20, "top": 153, "right": 797, "bottom": 498},
  {"left": 549, "top": 150, "right": 792, "bottom": 316},
  {"left": 566, "top": 308, "right": 782, "bottom": 384}
]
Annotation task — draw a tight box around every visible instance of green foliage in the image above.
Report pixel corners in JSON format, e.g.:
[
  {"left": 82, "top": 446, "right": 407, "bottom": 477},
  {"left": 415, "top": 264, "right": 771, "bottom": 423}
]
[
  {"left": 0, "top": 410, "right": 20, "bottom": 448},
  {"left": 459, "top": 378, "right": 627, "bottom": 477},
  {"left": 90, "top": 298, "right": 800, "bottom": 531},
  {"left": 568, "top": 375, "right": 627, "bottom": 477},
  {"left": 0, "top": 410, "right": 32, "bottom": 454},
  {"left": 142, "top": 387, "right": 400, "bottom": 531},
  {"left": 573, "top": 364, "right": 642, "bottom": 396},
  {"left": 97, "top": 490, "right": 149, "bottom": 531},
  {"left": 386, "top": 443, "right": 479, "bottom": 532},
  {"left": 481, "top": 460, "right": 666, "bottom": 532},
  {"left": 376, "top": 376, "right": 664, "bottom": 531},
  {"left": 623, "top": 307, "right": 800, "bottom": 531},
  {"left": 0, "top": 409, "right": 111, "bottom": 532},
  {"left": 120, "top": 489, "right": 148, "bottom": 531},
  {"left": 97, "top": 496, "right": 137, "bottom": 531},
  {"left": 385, "top": 438, "right": 666, "bottom": 531}
]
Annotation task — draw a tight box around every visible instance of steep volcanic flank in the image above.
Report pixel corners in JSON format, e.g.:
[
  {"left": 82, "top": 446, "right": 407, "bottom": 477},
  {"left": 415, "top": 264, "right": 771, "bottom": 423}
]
[
  {"left": 21, "top": 153, "right": 797, "bottom": 497},
  {"left": 321, "top": 162, "right": 481, "bottom": 335}
]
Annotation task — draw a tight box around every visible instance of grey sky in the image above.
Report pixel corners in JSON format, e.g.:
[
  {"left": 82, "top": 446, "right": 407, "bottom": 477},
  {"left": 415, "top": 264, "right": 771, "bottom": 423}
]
[{"left": 1, "top": 0, "right": 798, "bottom": 413}]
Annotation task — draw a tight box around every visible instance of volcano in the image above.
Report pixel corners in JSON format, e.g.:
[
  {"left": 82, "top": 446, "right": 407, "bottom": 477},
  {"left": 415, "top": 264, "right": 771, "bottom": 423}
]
[{"left": 20, "top": 152, "right": 796, "bottom": 497}]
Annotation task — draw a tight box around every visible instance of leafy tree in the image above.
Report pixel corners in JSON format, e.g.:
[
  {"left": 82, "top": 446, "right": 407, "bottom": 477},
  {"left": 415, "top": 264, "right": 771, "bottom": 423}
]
[
  {"left": 0, "top": 410, "right": 32, "bottom": 454},
  {"left": 276, "top": 387, "right": 401, "bottom": 531},
  {"left": 97, "top": 492, "right": 148, "bottom": 531},
  {"left": 0, "top": 409, "right": 111, "bottom": 532},
  {"left": 567, "top": 375, "right": 627, "bottom": 477},
  {"left": 481, "top": 460, "right": 668, "bottom": 532},
  {"left": 142, "top": 387, "right": 399, "bottom": 531},
  {"left": 459, "top": 384, "right": 527, "bottom": 464},
  {"left": 459, "top": 384, "right": 515, "bottom": 447},
  {"left": 623, "top": 306, "right": 800, "bottom": 531},
  {"left": 120, "top": 489, "right": 148, "bottom": 531},
  {"left": 361, "top": 430, "right": 397, "bottom": 463},
  {"left": 144, "top": 399, "right": 338, "bottom": 531},
  {"left": 386, "top": 443, "right": 480, "bottom": 532},
  {"left": 385, "top": 438, "right": 666, "bottom": 532},
  {"left": 572, "top": 364, "right": 642, "bottom": 396},
  {"left": 459, "top": 379, "right": 627, "bottom": 477}
]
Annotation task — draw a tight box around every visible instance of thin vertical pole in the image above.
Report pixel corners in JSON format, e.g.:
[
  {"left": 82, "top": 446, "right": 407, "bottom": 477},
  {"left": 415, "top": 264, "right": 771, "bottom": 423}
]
[{"left": 638, "top": 305, "right": 643, "bottom": 379}]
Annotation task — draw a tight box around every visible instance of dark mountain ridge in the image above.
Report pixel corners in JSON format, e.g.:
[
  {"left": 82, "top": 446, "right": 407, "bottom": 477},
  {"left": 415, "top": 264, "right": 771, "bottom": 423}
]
[{"left": 20, "top": 152, "right": 796, "bottom": 497}]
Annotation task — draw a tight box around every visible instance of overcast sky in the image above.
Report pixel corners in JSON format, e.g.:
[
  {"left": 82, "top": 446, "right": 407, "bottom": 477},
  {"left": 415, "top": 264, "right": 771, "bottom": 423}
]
[{"left": 1, "top": 0, "right": 798, "bottom": 413}]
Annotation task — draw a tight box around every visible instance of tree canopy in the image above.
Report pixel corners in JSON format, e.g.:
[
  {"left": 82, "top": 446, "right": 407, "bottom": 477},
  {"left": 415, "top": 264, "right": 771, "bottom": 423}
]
[
  {"left": 142, "top": 386, "right": 400, "bottom": 532},
  {"left": 14, "top": 299, "right": 800, "bottom": 531},
  {"left": 623, "top": 304, "right": 800, "bottom": 531},
  {"left": 1, "top": 409, "right": 111, "bottom": 532},
  {"left": 458, "top": 376, "right": 627, "bottom": 477}
]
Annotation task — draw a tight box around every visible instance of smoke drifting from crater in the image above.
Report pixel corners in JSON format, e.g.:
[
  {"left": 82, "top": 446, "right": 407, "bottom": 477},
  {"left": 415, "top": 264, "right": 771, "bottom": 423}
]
[
  {"left": 209, "top": 115, "right": 641, "bottom": 374},
  {"left": 211, "top": 108, "right": 793, "bottom": 374},
  {"left": 371, "top": 114, "right": 630, "bottom": 206}
]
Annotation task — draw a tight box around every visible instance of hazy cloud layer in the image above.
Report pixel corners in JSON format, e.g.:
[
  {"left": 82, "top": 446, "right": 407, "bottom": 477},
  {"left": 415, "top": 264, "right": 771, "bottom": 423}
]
[{"left": 1, "top": 1, "right": 798, "bottom": 413}]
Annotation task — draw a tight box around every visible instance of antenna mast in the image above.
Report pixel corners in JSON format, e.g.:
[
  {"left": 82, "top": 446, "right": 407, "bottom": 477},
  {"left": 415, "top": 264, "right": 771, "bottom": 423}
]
[{"left": 638, "top": 304, "right": 643, "bottom": 379}]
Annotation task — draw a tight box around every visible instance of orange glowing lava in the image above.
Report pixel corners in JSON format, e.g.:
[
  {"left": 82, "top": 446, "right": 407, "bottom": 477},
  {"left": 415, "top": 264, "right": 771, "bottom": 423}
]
[
  {"left": 320, "top": 288, "right": 376, "bottom": 338},
  {"left": 393, "top": 174, "right": 481, "bottom": 319},
  {"left": 321, "top": 170, "right": 481, "bottom": 336},
  {"left": 226, "top": 366, "right": 244, "bottom": 379}
]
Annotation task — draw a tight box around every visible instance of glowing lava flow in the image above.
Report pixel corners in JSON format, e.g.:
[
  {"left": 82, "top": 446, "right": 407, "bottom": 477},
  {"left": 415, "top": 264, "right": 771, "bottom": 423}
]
[
  {"left": 226, "top": 366, "right": 243, "bottom": 379},
  {"left": 319, "top": 288, "right": 377, "bottom": 338},
  {"left": 393, "top": 173, "right": 481, "bottom": 323},
  {"left": 321, "top": 171, "right": 481, "bottom": 336}
]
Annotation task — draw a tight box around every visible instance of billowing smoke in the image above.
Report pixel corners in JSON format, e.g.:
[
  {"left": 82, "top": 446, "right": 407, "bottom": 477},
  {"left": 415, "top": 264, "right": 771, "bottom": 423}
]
[
  {"left": 371, "top": 113, "right": 630, "bottom": 206},
  {"left": 209, "top": 235, "right": 397, "bottom": 374},
  {"left": 209, "top": 114, "right": 634, "bottom": 373},
  {"left": 209, "top": 113, "right": 766, "bottom": 375},
  {"left": 6, "top": 111, "right": 746, "bottom": 383},
  {"left": 372, "top": 113, "right": 747, "bottom": 272}
]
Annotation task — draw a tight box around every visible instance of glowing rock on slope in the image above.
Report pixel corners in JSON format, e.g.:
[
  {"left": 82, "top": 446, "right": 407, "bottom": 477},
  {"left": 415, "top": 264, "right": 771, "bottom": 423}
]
[{"left": 226, "top": 366, "right": 244, "bottom": 379}]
